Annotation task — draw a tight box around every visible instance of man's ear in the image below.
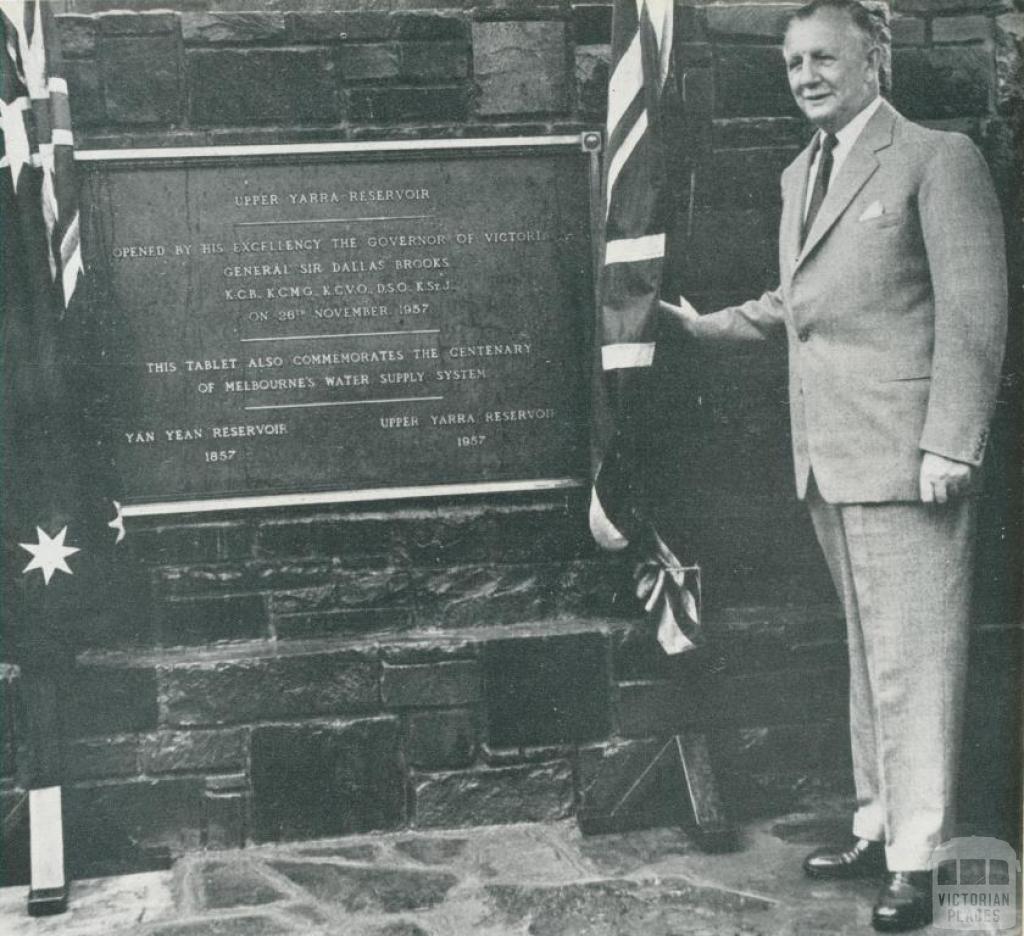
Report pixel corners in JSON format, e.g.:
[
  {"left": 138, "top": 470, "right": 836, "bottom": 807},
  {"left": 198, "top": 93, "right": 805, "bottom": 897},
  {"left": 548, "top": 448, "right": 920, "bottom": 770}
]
[{"left": 865, "top": 44, "right": 882, "bottom": 76}]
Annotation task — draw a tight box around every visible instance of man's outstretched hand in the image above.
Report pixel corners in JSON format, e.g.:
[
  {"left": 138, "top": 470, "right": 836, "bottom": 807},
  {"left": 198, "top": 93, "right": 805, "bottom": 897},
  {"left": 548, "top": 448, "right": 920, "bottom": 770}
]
[
  {"left": 920, "top": 451, "right": 974, "bottom": 504},
  {"left": 659, "top": 296, "right": 700, "bottom": 335}
]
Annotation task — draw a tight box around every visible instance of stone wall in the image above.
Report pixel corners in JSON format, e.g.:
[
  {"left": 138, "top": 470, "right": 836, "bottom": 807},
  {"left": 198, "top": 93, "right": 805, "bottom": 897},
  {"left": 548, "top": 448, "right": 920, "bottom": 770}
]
[{"left": 2, "top": 0, "right": 1020, "bottom": 881}]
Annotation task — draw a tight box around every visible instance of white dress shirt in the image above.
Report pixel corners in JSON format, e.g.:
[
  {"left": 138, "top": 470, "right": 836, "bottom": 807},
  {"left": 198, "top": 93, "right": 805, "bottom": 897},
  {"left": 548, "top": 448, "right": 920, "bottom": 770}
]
[{"left": 803, "top": 95, "right": 884, "bottom": 221}]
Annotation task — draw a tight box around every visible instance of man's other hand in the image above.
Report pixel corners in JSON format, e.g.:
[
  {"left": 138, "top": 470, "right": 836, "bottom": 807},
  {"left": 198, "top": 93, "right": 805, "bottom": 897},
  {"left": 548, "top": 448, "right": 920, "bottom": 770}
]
[
  {"left": 919, "top": 452, "right": 974, "bottom": 504},
  {"left": 659, "top": 296, "right": 700, "bottom": 335}
]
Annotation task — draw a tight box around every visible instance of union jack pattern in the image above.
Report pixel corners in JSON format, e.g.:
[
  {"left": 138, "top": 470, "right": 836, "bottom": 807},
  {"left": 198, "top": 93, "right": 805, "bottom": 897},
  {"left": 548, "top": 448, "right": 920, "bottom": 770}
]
[
  {"left": 1, "top": 0, "right": 82, "bottom": 311},
  {"left": 590, "top": 0, "right": 699, "bottom": 654}
]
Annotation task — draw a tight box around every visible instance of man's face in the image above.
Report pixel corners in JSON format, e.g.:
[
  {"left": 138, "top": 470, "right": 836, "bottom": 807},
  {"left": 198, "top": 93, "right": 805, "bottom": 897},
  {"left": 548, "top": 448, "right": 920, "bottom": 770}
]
[{"left": 783, "top": 10, "right": 879, "bottom": 134}]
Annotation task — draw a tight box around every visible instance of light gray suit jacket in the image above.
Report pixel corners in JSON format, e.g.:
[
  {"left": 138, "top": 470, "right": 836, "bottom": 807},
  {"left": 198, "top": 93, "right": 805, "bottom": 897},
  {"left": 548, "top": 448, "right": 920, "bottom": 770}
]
[{"left": 693, "top": 100, "right": 1007, "bottom": 503}]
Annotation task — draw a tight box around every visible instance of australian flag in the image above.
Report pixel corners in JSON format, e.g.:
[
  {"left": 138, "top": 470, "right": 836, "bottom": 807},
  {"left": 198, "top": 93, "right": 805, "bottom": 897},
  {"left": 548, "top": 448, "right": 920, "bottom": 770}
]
[
  {"left": 590, "top": 0, "right": 699, "bottom": 654},
  {"left": 2, "top": 0, "right": 124, "bottom": 677}
]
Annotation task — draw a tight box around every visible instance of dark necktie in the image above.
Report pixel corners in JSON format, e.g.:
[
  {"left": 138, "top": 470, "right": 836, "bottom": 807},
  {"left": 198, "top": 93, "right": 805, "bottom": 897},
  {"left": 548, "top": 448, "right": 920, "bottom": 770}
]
[{"left": 801, "top": 132, "right": 838, "bottom": 246}]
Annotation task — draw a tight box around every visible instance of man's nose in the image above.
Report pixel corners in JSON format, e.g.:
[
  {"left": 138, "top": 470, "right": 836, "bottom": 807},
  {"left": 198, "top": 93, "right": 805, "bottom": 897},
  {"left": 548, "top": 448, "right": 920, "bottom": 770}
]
[{"left": 795, "top": 59, "right": 820, "bottom": 86}]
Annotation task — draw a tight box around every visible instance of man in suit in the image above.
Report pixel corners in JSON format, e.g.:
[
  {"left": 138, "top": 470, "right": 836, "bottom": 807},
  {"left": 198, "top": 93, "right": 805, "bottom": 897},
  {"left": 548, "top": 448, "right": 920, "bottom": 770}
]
[{"left": 660, "top": 0, "right": 1007, "bottom": 930}]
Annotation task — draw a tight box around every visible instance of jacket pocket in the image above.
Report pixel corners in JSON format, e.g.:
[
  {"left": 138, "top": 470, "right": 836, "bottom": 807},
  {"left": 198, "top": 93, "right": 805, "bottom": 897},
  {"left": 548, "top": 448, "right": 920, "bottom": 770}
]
[{"left": 858, "top": 210, "right": 904, "bottom": 230}]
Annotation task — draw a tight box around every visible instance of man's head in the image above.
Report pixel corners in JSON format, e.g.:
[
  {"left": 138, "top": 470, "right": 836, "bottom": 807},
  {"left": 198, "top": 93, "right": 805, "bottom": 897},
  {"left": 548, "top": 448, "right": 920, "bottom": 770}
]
[{"left": 783, "top": 0, "right": 882, "bottom": 134}]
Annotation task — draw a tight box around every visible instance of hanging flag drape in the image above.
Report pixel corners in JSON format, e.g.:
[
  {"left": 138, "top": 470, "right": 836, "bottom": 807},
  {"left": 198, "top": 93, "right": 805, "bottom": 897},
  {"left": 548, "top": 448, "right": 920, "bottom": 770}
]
[
  {"left": 590, "top": 0, "right": 699, "bottom": 655},
  {"left": 2, "top": 0, "right": 123, "bottom": 675}
]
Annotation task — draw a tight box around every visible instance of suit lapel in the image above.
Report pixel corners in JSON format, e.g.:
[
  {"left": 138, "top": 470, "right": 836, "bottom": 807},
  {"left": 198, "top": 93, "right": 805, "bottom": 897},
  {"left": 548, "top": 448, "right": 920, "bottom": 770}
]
[
  {"left": 794, "top": 101, "right": 897, "bottom": 271},
  {"left": 781, "top": 139, "right": 814, "bottom": 282}
]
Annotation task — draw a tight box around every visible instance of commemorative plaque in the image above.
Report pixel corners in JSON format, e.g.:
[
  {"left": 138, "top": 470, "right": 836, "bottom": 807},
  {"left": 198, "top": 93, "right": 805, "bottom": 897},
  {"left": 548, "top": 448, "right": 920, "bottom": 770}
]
[{"left": 78, "top": 136, "right": 597, "bottom": 513}]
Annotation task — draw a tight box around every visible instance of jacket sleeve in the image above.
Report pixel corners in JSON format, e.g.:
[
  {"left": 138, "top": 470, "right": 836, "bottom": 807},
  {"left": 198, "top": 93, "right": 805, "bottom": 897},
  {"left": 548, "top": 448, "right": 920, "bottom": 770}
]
[
  {"left": 690, "top": 287, "right": 787, "bottom": 344},
  {"left": 917, "top": 134, "right": 1007, "bottom": 465}
]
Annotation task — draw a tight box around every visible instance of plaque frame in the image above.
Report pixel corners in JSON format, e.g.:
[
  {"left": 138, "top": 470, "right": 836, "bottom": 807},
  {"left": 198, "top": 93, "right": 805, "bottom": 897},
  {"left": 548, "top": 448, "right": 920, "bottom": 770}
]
[{"left": 75, "top": 132, "right": 603, "bottom": 517}]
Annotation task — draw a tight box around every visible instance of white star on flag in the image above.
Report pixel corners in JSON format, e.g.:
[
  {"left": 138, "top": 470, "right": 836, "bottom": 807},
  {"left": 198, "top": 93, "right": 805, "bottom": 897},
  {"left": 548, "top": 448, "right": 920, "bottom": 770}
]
[
  {"left": 19, "top": 525, "right": 80, "bottom": 585},
  {"left": 108, "top": 500, "right": 125, "bottom": 544}
]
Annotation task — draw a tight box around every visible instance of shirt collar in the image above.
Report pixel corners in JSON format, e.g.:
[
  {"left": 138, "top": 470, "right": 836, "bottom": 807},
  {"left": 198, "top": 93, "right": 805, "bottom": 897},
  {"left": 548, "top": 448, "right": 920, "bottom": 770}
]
[{"left": 828, "top": 95, "right": 884, "bottom": 153}]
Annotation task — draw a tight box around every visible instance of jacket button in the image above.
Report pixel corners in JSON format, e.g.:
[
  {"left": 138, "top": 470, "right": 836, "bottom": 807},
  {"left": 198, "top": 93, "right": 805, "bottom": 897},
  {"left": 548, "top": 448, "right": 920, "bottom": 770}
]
[{"left": 798, "top": 327, "right": 811, "bottom": 342}]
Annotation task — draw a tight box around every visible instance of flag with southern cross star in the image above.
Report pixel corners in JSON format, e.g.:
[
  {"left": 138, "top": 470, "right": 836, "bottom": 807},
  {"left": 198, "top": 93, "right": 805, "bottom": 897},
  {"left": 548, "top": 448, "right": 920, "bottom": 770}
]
[{"left": 589, "top": 0, "right": 700, "bottom": 654}]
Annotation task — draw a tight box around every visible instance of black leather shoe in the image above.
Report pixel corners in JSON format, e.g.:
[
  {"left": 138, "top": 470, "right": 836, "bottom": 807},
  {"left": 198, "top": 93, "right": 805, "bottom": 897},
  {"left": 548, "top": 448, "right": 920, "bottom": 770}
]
[
  {"left": 872, "top": 871, "right": 932, "bottom": 931},
  {"left": 803, "top": 838, "right": 886, "bottom": 879}
]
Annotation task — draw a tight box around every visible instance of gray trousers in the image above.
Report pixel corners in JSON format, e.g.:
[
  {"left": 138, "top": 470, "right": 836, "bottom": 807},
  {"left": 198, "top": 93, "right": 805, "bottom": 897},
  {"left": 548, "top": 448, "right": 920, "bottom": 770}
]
[{"left": 807, "top": 482, "right": 974, "bottom": 871}]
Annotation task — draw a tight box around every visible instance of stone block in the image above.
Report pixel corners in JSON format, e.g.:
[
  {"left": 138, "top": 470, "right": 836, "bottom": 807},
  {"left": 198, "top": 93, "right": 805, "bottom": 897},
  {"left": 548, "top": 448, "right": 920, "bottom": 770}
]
[
  {"left": 101, "top": 35, "right": 181, "bottom": 125},
  {"left": 575, "top": 44, "right": 611, "bottom": 115},
  {"left": 130, "top": 522, "right": 252, "bottom": 565},
  {"left": 400, "top": 41, "right": 471, "bottom": 80},
  {"left": 64, "top": 777, "right": 203, "bottom": 874},
  {"left": 480, "top": 742, "right": 572, "bottom": 767},
  {"left": 665, "top": 206, "right": 781, "bottom": 295},
  {"left": 335, "top": 43, "right": 401, "bottom": 81},
  {"left": 393, "top": 836, "right": 468, "bottom": 865},
  {"left": 97, "top": 12, "right": 178, "bottom": 35},
  {"left": 250, "top": 718, "right": 403, "bottom": 842},
  {"left": 711, "top": 116, "right": 810, "bottom": 151},
  {"left": 934, "top": 15, "right": 994, "bottom": 43},
  {"left": 678, "top": 43, "right": 714, "bottom": 68},
  {"left": 716, "top": 721, "right": 852, "bottom": 776},
  {"left": 256, "top": 511, "right": 395, "bottom": 560},
  {"left": 709, "top": 667, "right": 848, "bottom": 728},
  {"left": 892, "top": 47, "right": 993, "bottom": 118},
  {"left": 405, "top": 709, "right": 478, "bottom": 769},
  {"left": 382, "top": 660, "right": 482, "bottom": 708},
  {"left": 66, "top": 735, "right": 140, "bottom": 780},
  {"left": 472, "top": 21, "right": 570, "bottom": 115},
  {"left": 705, "top": 3, "right": 800, "bottom": 40},
  {"left": 391, "top": 12, "right": 469, "bottom": 41},
  {"left": 412, "top": 760, "right": 573, "bottom": 827},
  {"left": 891, "top": 15, "right": 926, "bottom": 45},
  {"left": 714, "top": 44, "right": 801, "bottom": 118},
  {"left": 893, "top": 0, "right": 1008, "bottom": 12},
  {"left": 181, "top": 13, "right": 286, "bottom": 44},
  {"left": 410, "top": 560, "right": 620, "bottom": 628},
  {"left": 701, "top": 147, "right": 796, "bottom": 210},
  {"left": 141, "top": 727, "right": 249, "bottom": 774},
  {"left": 615, "top": 680, "right": 704, "bottom": 738},
  {"left": 269, "top": 860, "right": 457, "bottom": 913},
  {"left": 200, "top": 774, "right": 249, "bottom": 851},
  {"left": 348, "top": 86, "right": 469, "bottom": 124},
  {"left": 158, "top": 646, "right": 379, "bottom": 727},
  {"left": 572, "top": 3, "right": 612, "bottom": 44},
  {"left": 188, "top": 49, "right": 340, "bottom": 126},
  {"left": 256, "top": 500, "right": 590, "bottom": 566},
  {"left": 286, "top": 12, "right": 392, "bottom": 43},
  {"left": 56, "top": 14, "right": 97, "bottom": 57},
  {"left": 470, "top": 0, "right": 568, "bottom": 19},
  {"left": 274, "top": 607, "right": 414, "bottom": 640},
  {"left": 577, "top": 738, "right": 688, "bottom": 826},
  {"left": 483, "top": 631, "right": 610, "bottom": 747},
  {"left": 156, "top": 594, "right": 268, "bottom": 646},
  {"left": 996, "top": 14, "right": 1024, "bottom": 115},
  {"left": 70, "top": 0, "right": 203, "bottom": 8},
  {"left": 145, "top": 916, "right": 286, "bottom": 936},
  {"left": 195, "top": 858, "right": 286, "bottom": 908},
  {"left": 381, "top": 636, "right": 479, "bottom": 664},
  {"left": 64, "top": 59, "right": 105, "bottom": 126},
  {"left": 266, "top": 572, "right": 409, "bottom": 616},
  {"left": 65, "top": 661, "right": 159, "bottom": 737}
]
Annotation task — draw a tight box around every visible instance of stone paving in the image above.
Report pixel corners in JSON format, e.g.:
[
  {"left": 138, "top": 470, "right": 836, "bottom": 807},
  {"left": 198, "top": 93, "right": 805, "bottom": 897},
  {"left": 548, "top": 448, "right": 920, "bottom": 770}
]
[{"left": 0, "top": 808, "right": 1009, "bottom": 936}]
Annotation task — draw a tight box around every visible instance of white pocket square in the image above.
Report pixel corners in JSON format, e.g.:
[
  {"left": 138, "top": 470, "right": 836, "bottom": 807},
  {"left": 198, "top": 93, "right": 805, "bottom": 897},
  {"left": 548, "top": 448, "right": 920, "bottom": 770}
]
[{"left": 858, "top": 201, "right": 885, "bottom": 221}]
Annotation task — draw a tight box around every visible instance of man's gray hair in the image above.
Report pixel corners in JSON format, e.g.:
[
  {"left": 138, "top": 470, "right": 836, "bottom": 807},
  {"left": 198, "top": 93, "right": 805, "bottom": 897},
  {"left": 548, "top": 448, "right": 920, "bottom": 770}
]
[{"left": 790, "top": 0, "right": 885, "bottom": 50}]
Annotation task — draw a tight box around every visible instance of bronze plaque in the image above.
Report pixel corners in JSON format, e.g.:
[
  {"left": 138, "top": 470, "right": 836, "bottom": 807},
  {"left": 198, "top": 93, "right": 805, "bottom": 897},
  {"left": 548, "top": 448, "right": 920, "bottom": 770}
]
[{"left": 79, "top": 141, "right": 593, "bottom": 508}]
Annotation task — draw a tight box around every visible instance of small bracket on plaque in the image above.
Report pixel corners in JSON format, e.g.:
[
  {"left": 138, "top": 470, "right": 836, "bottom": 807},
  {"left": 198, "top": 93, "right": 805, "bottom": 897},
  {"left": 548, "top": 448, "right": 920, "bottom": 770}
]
[{"left": 581, "top": 131, "right": 602, "bottom": 153}]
